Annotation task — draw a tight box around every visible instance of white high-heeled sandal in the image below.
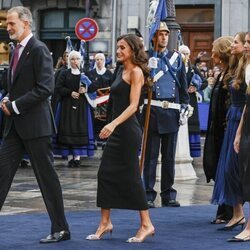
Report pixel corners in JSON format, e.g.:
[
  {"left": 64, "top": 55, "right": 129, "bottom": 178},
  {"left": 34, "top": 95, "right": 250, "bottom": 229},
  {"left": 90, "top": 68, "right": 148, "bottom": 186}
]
[
  {"left": 86, "top": 226, "right": 113, "bottom": 240},
  {"left": 126, "top": 229, "right": 155, "bottom": 243}
]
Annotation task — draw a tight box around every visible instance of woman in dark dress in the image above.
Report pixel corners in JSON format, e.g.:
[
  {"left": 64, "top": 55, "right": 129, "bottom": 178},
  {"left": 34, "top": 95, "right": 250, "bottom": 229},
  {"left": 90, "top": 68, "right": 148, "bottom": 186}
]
[
  {"left": 229, "top": 31, "right": 250, "bottom": 242},
  {"left": 179, "top": 45, "right": 207, "bottom": 157},
  {"left": 86, "top": 34, "right": 154, "bottom": 243},
  {"left": 51, "top": 51, "right": 68, "bottom": 115},
  {"left": 203, "top": 36, "right": 234, "bottom": 224},
  {"left": 54, "top": 50, "right": 95, "bottom": 167},
  {"left": 211, "top": 32, "right": 246, "bottom": 230}
]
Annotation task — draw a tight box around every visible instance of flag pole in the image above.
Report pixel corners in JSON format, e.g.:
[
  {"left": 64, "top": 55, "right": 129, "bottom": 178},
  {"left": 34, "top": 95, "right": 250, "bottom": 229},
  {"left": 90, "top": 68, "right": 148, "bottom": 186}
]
[
  {"left": 139, "top": 83, "right": 153, "bottom": 175},
  {"left": 139, "top": 33, "right": 159, "bottom": 175},
  {"left": 139, "top": 0, "right": 167, "bottom": 175}
]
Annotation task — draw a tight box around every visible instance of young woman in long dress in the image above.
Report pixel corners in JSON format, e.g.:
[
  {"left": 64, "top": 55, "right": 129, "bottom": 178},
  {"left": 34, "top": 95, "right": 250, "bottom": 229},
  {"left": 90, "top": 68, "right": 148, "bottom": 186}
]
[{"left": 228, "top": 31, "right": 250, "bottom": 242}]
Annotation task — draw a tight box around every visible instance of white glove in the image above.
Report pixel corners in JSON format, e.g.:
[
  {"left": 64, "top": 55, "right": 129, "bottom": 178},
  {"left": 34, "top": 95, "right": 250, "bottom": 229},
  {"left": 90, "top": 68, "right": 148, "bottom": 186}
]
[
  {"left": 148, "top": 57, "right": 158, "bottom": 69},
  {"left": 179, "top": 109, "right": 188, "bottom": 126},
  {"left": 187, "top": 104, "right": 194, "bottom": 118}
]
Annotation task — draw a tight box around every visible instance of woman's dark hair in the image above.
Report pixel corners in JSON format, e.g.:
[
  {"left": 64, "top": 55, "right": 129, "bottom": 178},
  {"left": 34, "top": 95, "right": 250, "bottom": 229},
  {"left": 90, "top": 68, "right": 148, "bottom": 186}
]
[{"left": 117, "top": 34, "right": 149, "bottom": 81}]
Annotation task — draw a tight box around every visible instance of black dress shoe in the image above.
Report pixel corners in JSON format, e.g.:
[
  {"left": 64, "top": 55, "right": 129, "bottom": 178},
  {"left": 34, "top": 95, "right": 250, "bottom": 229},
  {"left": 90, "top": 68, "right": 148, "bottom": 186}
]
[
  {"left": 210, "top": 218, "right": 227, "bottom": 224},
  {"left": 162, "top": 200, "right": 180, "bottom": 207},
  {"left": 40, "top": 230, "right": 71, "bottom": 243},
  {"left": 67, "top": 159, "right": 76, "bottom": 168},
  {"left": 147, "top": 200, "right": 155, "bottom": 208},
  {"left": 218, "top": 217, "right": 245, "bottom": 231},
  {"left": 227, "top": 235, "right": 250, "bottom": 242},
  {"left": 74, "top": 160, "right": 81, "bottom": 167},
  {"left": 19, "top": 159, "right": 30, "bottom": 168}
]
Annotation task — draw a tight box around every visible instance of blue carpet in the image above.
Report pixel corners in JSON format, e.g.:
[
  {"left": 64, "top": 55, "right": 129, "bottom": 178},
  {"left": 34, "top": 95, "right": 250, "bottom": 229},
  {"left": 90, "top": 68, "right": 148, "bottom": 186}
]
[{"left": 0, "top": 205, "right": 249, "bottom": 250}]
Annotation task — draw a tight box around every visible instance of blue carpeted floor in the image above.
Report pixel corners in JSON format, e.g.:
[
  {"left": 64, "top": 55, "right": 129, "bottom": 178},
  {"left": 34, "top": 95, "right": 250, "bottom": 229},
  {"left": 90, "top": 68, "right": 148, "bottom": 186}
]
[{"left": 0, "top": 205, "right": 249, "bottom": 250}]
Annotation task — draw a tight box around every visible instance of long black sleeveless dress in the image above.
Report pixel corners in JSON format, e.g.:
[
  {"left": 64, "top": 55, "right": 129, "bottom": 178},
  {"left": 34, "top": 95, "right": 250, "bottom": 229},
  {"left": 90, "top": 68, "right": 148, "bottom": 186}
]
[
  {"left": 97, "top": 69, "right": 148, "bottom": 210},
  {"left": 239, "top": 94, "right": 250, "bottom": 201}
]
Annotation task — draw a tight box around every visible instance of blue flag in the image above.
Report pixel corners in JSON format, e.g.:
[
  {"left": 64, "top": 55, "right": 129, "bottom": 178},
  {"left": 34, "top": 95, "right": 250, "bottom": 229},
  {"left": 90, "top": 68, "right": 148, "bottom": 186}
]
[
  {"left": 148, "top": 0, "right": 167, "bottom": 41},
  {"left": 81, "top": 73, "right": 97, "bottom": 107},
  {"left": 177, "top": 30, "right": 184, "bottom": 49},
  {"left": 65, "top": 36, "right": 73, "bottom": 53},
  {"left": 79, "top": 40, "right": 86, "bottom": 69},
  {"left": 79, "top": 40, "right": 85, "bottom": 58}
]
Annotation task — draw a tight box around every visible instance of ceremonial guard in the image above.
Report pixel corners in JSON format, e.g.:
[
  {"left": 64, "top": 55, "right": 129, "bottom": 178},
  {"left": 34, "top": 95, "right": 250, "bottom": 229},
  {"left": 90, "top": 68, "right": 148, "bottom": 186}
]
[{"left": 143, "top": 22, "right": 189, "bottom": 208}]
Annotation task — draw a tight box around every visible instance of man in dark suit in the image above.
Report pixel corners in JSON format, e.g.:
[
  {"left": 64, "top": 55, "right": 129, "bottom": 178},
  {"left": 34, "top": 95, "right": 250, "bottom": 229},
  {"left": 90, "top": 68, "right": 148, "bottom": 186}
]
[
  {"left": 143, "top": 22, "right": 189, "bottom": 208},
  {"left": 0, "top": 6, "right": 70, "bottom": 243}
]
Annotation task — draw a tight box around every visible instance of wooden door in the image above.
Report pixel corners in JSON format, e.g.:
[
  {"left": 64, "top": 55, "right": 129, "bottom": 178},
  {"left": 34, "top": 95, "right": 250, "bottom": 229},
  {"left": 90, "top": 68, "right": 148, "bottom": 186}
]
[{"left": 180, "top": 25, "right": 214, "bottom": 68}]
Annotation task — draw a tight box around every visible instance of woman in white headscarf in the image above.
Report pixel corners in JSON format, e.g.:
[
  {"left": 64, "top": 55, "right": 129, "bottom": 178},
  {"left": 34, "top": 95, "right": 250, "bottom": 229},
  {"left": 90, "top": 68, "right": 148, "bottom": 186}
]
[
  {"left": 87, "top": 53, "right": 113, "bottom": 142},
  {"left": 179, "top": 45, "right": 207, "bottom": 158},
  {"left": 87, "top": 53, "right": 113, "bottom": 93},
  {"left": 54, "top": 50, "right": 95, "bottom": 167}
]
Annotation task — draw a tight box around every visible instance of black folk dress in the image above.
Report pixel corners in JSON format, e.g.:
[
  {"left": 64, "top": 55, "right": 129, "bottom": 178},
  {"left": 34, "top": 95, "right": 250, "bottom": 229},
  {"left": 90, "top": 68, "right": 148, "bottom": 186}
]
[
  {"left": 56, "top": 69, "right": 89, "bottom": 145},
  {"left": 203, "top": 73, "right": 230, "bottom": 182},
  {"left": 97, "top": 70, "right": 148, "bottom": 210}
]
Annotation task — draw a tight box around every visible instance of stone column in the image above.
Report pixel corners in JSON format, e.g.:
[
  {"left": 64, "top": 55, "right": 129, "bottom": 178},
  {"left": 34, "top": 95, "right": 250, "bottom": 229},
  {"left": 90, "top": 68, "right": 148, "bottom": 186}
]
[
  {"left": 165, "top": 0, "right": 180, "bottom": 50},
  {"left": 175, "top": 123, "right": 197, "bottom": 180},
  {"left": 166, "top": 0, "right": 197, "bottom": 180},
  {"left": 156, "top": 122, "right": 197, "bottom": 181}
]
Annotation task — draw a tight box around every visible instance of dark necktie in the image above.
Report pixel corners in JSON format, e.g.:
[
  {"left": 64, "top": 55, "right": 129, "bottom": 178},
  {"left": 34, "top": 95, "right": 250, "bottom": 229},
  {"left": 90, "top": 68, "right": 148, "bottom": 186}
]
[{"left": 12, "top": 44, "right": 21, "bottom": 75}]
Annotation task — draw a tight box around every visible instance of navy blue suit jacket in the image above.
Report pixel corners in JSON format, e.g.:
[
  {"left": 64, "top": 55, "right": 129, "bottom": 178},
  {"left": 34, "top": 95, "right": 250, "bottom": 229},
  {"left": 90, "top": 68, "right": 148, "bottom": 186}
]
[{"left": 4, "top": 36, "right": 56, "bottom": 139}]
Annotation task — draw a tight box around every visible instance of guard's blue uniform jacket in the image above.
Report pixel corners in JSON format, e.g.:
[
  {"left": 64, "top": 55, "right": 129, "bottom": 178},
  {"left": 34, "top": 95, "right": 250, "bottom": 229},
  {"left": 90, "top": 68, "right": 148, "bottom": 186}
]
[{"left": 143, "top": 49, "right": 189, "bottom": 134}]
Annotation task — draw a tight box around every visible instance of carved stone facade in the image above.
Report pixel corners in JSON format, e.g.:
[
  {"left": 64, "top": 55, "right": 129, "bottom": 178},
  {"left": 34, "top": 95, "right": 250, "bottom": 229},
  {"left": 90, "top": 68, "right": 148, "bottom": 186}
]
[{"left": 221, "top": 0, "right": 249, "bottom": 36}]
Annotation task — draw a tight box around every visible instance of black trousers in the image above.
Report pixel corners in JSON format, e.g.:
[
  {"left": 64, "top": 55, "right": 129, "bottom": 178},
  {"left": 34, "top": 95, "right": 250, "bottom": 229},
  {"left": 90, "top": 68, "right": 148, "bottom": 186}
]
[
  {"left": 143, "top": 129, "right": 178, "bottom": 202},
  {"left": 0, "top": 126, "right": 69, "bottom": 233}
]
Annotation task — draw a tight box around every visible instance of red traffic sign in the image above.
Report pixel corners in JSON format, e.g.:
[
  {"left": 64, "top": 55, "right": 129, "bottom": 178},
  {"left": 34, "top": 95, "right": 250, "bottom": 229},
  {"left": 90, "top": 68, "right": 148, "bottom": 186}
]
[{"left": 75, "top": 18, "right": 99, "bottom": 41}]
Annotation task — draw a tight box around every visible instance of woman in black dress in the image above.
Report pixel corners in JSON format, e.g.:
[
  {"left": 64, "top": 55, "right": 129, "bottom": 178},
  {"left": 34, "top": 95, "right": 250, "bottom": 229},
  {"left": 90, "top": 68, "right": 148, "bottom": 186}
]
[
  {"left": 86, "top": 34, "right": 154, "bottom": 243},
  {"left": 229, "top": 31, "right": 250, "bottom": 242},
  {"left": 203, "top": 36, "right": 234, "bottom": 224}
]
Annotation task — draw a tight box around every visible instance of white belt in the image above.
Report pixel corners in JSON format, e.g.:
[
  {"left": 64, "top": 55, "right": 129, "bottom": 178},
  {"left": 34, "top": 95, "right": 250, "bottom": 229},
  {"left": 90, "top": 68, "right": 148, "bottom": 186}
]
[{"left": 144, "top": 99, "right": 181, "bottom": 110}]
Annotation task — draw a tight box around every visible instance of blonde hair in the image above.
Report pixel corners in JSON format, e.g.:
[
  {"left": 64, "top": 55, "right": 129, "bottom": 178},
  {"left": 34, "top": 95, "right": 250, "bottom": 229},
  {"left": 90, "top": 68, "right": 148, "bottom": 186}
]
[
  {"left": 229, "top": 32, "right": 246, "bottom": 83},
  {"left": 232, "top": 54, "right": 247, "bottom": 90},
  {"left": 212, "top": 36, "right": 234, "bottom": 88}
]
